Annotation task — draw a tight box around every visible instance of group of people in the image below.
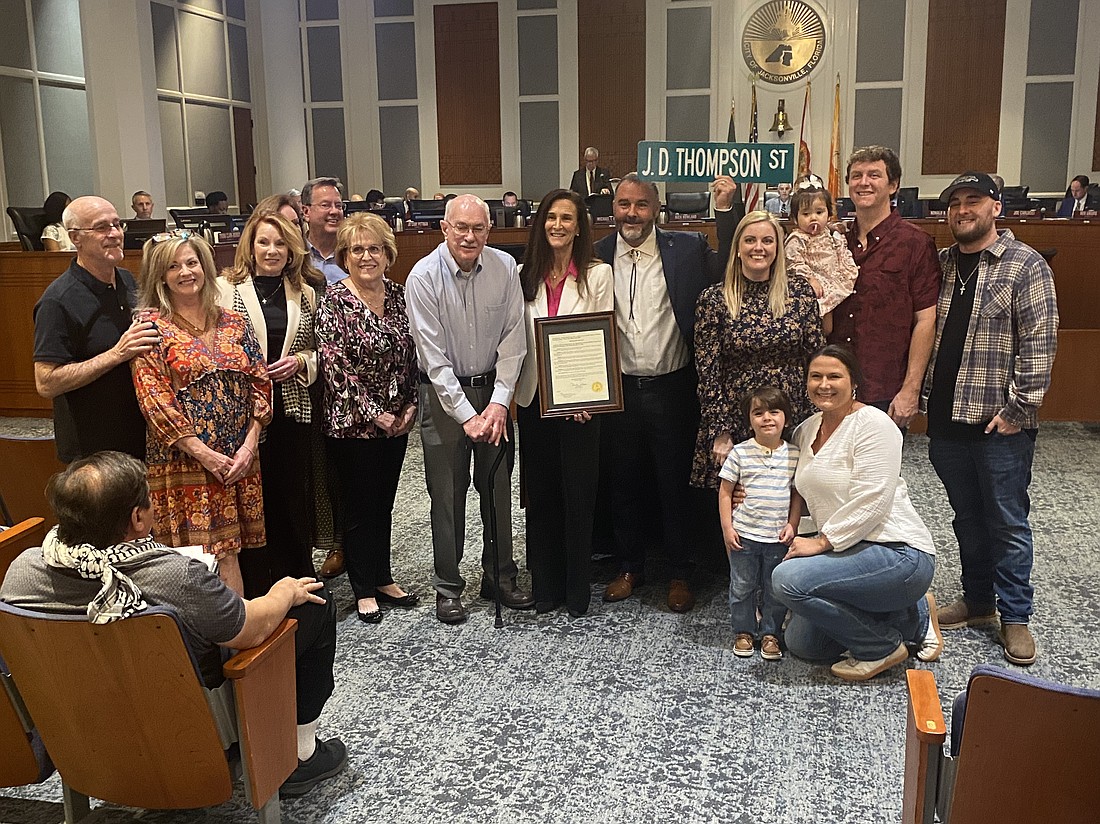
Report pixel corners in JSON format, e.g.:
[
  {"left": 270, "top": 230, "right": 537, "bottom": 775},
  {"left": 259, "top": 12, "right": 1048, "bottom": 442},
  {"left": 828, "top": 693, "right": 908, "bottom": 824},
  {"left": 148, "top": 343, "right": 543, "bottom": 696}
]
[{"left": 13, "top": 144, "right": 1058, "bottom": 786}]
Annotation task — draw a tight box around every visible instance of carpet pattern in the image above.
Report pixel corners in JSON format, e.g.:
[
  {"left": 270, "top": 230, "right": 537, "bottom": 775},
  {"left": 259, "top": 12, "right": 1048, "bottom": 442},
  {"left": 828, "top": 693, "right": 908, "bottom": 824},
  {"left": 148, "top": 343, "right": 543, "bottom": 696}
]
[{"left": 3, "top": 422, "right": 1099, "bottom": 823}]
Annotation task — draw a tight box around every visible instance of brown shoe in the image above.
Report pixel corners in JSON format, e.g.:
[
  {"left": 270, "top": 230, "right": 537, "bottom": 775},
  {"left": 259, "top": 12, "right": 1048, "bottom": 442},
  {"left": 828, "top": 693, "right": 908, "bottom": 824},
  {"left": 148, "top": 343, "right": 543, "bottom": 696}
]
[
  {"left": 938, "top": 598, "right": 997, "bottom": 630},
  {"left": 667, "top": 579, "right": 695, "bottom": 613},
  {"left": 999, "top": 623, "right": 1036, "bottom": 666},
  {"left": 603, "top": 572, "right": 644, "bottom": 602},
  {"left": 320, "top": 548, "right": 345, "bottom": 579},
  {"left": 760, "top": 635, "right": 783, "bottom": 661}
]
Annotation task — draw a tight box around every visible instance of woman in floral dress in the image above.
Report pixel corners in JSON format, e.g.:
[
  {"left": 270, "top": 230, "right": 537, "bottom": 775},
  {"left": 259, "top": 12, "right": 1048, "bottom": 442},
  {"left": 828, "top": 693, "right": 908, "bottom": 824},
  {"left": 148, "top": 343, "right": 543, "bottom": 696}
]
[
  {"left": 316, "top": 212, "right": 419, "bottom": 624},
  {"left": 132, "top": 233, "right": 272, "bottom": 594},
  {"left": 691, "top": 210, "right": 824, "bottom": 490}
]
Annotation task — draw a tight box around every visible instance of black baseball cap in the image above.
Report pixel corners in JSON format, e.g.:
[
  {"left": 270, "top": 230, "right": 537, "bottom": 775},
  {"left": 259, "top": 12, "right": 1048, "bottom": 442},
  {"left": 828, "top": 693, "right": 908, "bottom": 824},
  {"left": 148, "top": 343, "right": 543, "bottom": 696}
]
[{"left": 939, "top": 172, "right": 998, "bottom": 203}]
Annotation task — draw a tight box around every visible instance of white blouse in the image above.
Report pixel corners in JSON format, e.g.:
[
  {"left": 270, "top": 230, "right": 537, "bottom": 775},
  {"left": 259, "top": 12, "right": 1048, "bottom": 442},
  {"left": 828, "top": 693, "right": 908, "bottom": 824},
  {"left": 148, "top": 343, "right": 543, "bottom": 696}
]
[{"left": 792, "top": 406, "right": 935, "bottom": 554}]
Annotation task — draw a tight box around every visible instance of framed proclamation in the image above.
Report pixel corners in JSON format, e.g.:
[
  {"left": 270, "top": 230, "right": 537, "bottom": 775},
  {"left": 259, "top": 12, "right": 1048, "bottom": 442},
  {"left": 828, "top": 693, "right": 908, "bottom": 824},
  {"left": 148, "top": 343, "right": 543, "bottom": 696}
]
[{"left": 533, "top": 311, "right": 623, "bottom": 418}]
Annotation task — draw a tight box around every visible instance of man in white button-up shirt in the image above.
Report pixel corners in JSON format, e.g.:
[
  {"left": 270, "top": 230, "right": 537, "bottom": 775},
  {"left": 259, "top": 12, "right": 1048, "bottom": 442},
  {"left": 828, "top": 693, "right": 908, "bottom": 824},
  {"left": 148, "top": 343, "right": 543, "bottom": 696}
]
[{"left": 593, "top": 173, "right": 742, "bottom": 613}]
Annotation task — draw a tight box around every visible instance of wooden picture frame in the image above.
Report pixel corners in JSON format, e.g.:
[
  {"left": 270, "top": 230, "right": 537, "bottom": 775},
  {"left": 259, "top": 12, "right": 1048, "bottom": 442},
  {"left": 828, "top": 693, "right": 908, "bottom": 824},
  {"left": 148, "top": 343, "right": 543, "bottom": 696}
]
[{"left": 533, "top": 311, "right": 623, "bottom": 418}]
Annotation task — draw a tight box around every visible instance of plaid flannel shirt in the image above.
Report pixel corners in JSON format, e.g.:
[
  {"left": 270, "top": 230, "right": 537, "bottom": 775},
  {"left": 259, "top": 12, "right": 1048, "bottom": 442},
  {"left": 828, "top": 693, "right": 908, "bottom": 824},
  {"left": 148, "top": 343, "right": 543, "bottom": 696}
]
[{"left": 921, "top": 229, "right": 1058, "bottom": 429}]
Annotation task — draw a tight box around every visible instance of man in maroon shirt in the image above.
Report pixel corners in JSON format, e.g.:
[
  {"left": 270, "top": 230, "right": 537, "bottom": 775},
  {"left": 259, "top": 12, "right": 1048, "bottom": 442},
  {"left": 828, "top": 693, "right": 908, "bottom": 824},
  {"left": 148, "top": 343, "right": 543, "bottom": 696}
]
[{"left": 828, "top": 146, "right": 940, "bottom": 427}]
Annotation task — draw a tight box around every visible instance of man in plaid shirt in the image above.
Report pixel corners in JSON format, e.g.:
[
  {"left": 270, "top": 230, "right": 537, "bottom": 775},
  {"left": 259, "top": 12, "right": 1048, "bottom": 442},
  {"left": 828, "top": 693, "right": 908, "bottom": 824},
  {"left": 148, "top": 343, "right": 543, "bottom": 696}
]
[{"left": 921, "top": 172, "right": 1058, "bottom": 666}]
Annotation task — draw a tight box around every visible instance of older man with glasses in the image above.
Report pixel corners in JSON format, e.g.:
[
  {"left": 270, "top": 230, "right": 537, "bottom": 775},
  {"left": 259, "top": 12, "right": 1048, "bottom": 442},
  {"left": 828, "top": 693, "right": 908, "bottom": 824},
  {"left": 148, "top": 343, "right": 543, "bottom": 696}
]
[
  {"left": 405, "top": 194, "right": 532, "bottom": 624},
  {"left": 301, "top": 176, "right": 347, "bottom": 286},
  {"left": 33, "top": 195, "right": 158, "bottom": 462}
]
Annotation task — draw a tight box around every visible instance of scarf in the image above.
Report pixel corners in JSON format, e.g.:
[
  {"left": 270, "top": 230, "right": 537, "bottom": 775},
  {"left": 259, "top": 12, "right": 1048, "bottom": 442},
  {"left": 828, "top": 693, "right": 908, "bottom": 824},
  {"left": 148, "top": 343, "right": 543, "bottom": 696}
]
[{"left": 41, "top": 525, "right": 159, "bottom": 624}]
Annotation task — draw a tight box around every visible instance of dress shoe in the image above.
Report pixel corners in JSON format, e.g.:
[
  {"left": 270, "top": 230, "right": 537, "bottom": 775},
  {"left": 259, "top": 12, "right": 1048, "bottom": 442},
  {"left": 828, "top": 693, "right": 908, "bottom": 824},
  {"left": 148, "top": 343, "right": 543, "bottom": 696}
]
[
  {"left": 830, "top": 642, "right": 908, "bottom": 682},
  {"left": 535, "top": 600, "right": 563, "bottom": 614},
  {"left": 375, "top": 589, "right": 421, "bottom": 608},
  {"left": 937, "top": 597, "right": 997, "bottom": 630},
  {"left": 436, "top": 594, "right": 466, "bottom": 624},
  {"left": 357, "top": 609, "right": 383, "bottom": 624},
  {"left": 603, "top": 572, "right": 644, "bottom": 602},
  {"left": 917, "top": 593, "right": 944, "bottom": 662},
  {"left": 320, "top": 548, "right": 345, "bottom": 579},
  {"left": 999, "top": 622, "right": 1036, "bottom": 666},
  {"left": 667, "top": 579, "right": 696, "bottom": 613},
  {"left": 479, "top": 578, "right": 536, "bottom": 610}
]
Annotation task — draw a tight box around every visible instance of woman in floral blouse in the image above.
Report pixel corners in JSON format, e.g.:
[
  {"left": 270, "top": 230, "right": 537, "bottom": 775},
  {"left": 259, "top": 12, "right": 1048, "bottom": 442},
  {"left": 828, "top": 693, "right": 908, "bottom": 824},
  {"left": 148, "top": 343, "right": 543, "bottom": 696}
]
[
  {"left": 132, "top": 233, "right": 272, "bottom": 595},
  {"left": 691, "top": 210, "right": 824, "bottom": 490},
  {"left": 316, "top": 212, "right": 419, "bottom": 624}
]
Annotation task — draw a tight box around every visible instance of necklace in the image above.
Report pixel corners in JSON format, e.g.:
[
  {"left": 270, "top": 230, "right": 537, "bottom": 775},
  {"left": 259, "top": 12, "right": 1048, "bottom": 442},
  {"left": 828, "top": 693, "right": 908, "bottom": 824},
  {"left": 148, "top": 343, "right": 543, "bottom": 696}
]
[
  {"left": 255, "top": 276, "right": 284, "bottom": 305},
  {"left": 175, "top": 313, "right": 210, "bottom": 337},
  {"left": 348, "top": 279, "right": 385, "bottom": 314},
  {"left": 956, "top": 257, "right": 980, "bottom": 296}
]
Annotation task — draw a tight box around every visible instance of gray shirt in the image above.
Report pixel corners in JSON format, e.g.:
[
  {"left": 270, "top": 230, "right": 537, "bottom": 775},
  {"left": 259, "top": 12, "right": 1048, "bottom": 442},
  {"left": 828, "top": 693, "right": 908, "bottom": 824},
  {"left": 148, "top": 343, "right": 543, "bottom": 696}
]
[
  {"left": 1, "top": 545, "right": 246, "bottom": 687},
  {"left": 405, "top": 242, "right": 526, "bottom": 424},
  {"left": 308, "top": 241, "right": 347, "bottom": 286}
]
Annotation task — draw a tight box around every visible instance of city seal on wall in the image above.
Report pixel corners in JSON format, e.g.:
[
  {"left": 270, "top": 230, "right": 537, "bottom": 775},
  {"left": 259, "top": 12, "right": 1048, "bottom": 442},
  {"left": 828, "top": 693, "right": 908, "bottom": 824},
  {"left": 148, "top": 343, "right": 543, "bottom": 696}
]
[{"left": 742, "top": 0, "right": 826, "bottom": 84}]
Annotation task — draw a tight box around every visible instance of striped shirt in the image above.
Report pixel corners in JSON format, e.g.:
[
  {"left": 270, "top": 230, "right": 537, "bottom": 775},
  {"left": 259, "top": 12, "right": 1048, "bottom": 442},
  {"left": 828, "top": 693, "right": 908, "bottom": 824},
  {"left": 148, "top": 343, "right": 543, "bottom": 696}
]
[
  {"left": 719, "top": 439, "right": 799, "bottom": 542},
  {"left": 920, "top": 229, "right": 1058, "bottom": 429}
]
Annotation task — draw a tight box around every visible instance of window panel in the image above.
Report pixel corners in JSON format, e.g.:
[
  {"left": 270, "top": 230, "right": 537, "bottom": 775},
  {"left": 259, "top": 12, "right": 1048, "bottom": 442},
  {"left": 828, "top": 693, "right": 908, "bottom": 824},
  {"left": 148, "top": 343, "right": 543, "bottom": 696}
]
[
  {"left": 666, "top": 7, "right": 710, "bottom": 90},
  {"left": 854, "top": 88, "right": 902, "bottom": 156},
  {"left": 179, "top": 10, "right": 229, "bottom": 98},
  {"left": 379, "top": 106, "right": 421, "bottom": 196},
  {"left": 518, "top": 16, "right": 557, "bottom": 96},
  {"left": 41, "top": 84, "right": 94, "bottom": 197},
  {"left": 33, "top": 0, "right": 85, "bottom": 77},
  {"left": 229, "top": 23, "right": 250, "bottom": 101},
  {"left": 0, "top": 0, "right": 32, "bottom": 69},
  {"left": 1020, "top": 82, "right": 1074, "bottom": 193},
  {"left": 307, "top": 27, "right": 343, "bottom": 102},
  {"left": 0, "top": 77, "right": 44, "bottom": 204},
  {"left": 520, "top": 101, "right": 559, "bottom": 201},
  {"left": 311, "top": 108, "right": 348, "bottom": 187},
  {"left": 185, "top": 102, "right": 235, "bottom": 204},
  {"left": 856, "top": 0, "right": 906, "bottom": 83},
  {"left": 1026, "top": 0, "right": 1078, "bottom": 76},
  {"left": 306, "top": 0, "right": 340, "bottom": 21},
  {"left": 152, "top": 2, "right": 180, "bottom": 92},
  {"left": 158, "top": 99, "right": 189, "bottom": 206},
  {"left": 376, "top": 23, "right": 417, "bottom": 100},
  {"left": 374, "top": 0, "right": 414, "bottom": 16}
]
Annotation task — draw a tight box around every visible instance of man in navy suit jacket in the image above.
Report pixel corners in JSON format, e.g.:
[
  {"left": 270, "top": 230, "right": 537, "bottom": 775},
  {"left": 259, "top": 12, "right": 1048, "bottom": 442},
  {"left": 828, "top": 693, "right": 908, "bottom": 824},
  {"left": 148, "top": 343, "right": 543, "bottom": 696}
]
[
  {"left": 594, "top": 173, "right": 743, "bottom": 612},
  {"left": 1056, "top": 175, "right": 1092, "bottom": 217}
]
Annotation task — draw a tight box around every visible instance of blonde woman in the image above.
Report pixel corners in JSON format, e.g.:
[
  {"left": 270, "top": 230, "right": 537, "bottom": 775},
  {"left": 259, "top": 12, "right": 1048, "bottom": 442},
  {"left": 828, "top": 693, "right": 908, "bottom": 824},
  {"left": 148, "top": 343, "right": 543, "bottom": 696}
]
[
  {"left": 132, "top": 233, "right": 272, "bottom": 595},
  {"left": 691, "top": 210, "right": 823, "bottom": 490},
  {"left": 217, "top": 212, "right": 322, "bottom": 595}
]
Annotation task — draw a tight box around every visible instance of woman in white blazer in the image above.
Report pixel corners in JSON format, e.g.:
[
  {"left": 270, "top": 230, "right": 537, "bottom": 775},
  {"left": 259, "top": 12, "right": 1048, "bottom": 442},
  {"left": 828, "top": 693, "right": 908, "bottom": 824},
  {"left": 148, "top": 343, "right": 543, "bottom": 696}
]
[
  {"left": 217, "top": 210, "right": 323, "bottom": 595},
  {"left": 516, "top": 189, "right": 614, "bottom": 616}
]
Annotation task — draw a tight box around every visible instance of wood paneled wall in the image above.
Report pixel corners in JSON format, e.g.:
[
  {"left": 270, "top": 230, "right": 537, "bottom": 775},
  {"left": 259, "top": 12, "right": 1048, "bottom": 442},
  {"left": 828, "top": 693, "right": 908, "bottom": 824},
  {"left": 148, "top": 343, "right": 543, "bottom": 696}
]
[
  {"left": 1094, "top": 67, "right": 1100, "bottom": 172},
  {"left": 922, "top": 0, "right": 1006, "bottom": 175},
  {"left": 577, "top": 0, "right": 646, "bottom": 180},
  {"left": 434, "top": 3, "right": 502, "bottom": 186}
]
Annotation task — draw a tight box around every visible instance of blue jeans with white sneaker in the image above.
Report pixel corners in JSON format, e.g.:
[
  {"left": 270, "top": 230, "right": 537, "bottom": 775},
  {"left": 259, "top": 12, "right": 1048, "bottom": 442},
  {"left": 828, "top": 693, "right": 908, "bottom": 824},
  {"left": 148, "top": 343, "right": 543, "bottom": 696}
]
[
  {"left": 772, "top": 541, "right": 934, "bottom": 661},
  {"left": 728, "top": 537, "right": 787, "bottom": 638}
]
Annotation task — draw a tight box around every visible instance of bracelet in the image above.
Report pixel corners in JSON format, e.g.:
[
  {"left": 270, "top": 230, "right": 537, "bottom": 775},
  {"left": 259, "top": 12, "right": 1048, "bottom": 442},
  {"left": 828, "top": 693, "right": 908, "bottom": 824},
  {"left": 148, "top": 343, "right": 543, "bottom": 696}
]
[
  {"left": 241, "top": 445, "right": 254, "bottom": 457},
  {"left": 294, "top": 353, "right": 306, "bottom": 372}
]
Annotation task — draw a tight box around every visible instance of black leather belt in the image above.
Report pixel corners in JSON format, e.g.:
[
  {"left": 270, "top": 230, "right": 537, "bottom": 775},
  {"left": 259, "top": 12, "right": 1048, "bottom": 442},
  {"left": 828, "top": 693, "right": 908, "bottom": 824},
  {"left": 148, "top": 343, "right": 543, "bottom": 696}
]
[
  {"left": 420, "top": 369, "right": 496, "bottom": 387},
  {"left": 620, "top": 366, "right": 692, "bottom": 390}
]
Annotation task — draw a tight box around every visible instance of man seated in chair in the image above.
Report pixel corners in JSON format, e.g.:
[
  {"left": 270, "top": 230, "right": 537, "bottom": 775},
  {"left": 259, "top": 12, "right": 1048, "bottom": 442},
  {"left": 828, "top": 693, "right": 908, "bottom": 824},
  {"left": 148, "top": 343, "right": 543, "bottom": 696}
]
[{"left": 0, "top": 451, "right": 347, "bottom": 798}]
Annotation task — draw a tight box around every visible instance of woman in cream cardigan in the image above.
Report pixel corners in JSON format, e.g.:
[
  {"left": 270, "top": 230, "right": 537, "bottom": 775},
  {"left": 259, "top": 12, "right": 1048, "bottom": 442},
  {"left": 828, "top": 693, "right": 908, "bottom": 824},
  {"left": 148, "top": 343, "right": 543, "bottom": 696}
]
[
  {"left": 516, "top": 188, "right": 614, "bottom": 617},
  {"left": 217, "top": 211, "right": 323, "bottom": 595}
]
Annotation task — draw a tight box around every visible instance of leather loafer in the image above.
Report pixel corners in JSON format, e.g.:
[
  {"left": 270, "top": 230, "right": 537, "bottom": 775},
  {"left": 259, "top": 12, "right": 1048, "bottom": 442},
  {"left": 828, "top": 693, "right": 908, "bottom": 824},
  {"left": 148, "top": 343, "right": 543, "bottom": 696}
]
[
  {"left": 479, "top": 579, "right": 536, "bottom": 610},
  {"left": 436, "top": 594, "right": 466, "bottom": 624},
  {"left": 603, "top": 572, "right": 644, "bottom": 602},
  {"left": 320, "top": 548, "right": 345, "bottom": 579},
  {"left": 357, "top": 609, "right": 383, "bottom": 624},
  {"left": 375, "top": 589, "right": 421, "bottom": 608},
  {"left": 667, "top": 579, "right": 695, "bottom": 613}
]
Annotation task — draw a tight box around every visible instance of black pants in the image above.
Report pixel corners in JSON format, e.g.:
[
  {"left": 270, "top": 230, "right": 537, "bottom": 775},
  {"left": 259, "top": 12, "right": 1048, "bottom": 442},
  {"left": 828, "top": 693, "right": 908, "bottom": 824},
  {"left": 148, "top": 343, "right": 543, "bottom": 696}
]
[
  {"left": 289, "top": 584, "right": 338, "bottom": 724},
  {"left": 606, "top": 368, "right": 701, "bottom": 579},
  {"left": 328, "top": 435, "right": 408, "bottom": 602},
  {"left": 517, "top": 397, "right": 600, "bottom": 614}
]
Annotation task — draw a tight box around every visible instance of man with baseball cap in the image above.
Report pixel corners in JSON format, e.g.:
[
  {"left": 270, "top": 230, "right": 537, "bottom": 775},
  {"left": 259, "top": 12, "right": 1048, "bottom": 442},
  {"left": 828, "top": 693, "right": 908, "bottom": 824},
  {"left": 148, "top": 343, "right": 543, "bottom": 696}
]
[{"left": 921, "top": 172, "right": 1058, "bottom": 666}]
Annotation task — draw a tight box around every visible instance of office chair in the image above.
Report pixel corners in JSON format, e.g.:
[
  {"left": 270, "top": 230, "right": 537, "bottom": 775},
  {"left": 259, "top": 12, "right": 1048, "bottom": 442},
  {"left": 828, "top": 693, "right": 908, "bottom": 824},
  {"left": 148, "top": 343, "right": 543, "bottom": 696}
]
[
  {"left": 666, "top": 192, "right": 711, "bottom": 218},
  {"left": 6, "top": 207, "right": 48, "bottom": 252}
]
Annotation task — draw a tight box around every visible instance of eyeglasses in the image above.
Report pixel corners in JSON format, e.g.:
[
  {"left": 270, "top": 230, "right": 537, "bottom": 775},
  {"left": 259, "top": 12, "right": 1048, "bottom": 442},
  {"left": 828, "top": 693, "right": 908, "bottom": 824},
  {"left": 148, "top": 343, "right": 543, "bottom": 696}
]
[
  {"left": 69, "top": 220, "right": 127, "bottom": 235},
  {"left": 447, "top": 223, "right": 489, "bottom": 237},
  {"left": 348, "top": 244, "right": 387, "bottom": 259},
  {"left": 149, "top": 230, "right": 194, "bottom": 244}
]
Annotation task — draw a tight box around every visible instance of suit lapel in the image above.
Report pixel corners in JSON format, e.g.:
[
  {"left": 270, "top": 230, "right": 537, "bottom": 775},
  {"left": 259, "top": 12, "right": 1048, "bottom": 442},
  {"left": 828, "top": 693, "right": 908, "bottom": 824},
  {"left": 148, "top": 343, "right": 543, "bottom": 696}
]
[
  {"left": 559, "top": 277, "right": 581, "bottom": 315},
  {"left": 283, "top": 285, "right": 302, "bottom": 359},
  {"left": 239, "top": 280, "right": 268, "bottom": 360}
]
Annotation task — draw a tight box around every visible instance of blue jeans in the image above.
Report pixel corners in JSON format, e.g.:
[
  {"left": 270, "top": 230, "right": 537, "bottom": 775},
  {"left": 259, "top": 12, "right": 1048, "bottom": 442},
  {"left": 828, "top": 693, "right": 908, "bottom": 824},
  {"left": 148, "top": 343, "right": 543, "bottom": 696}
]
[
  {"left": 928, "top": 432, "right": 1036, "bottom": 623},
  {"left": 772, "top": 542, "right": 934, "bottom": 661},
  {"left": 728, "top": 538, "right": 787, "bottom": 638}
]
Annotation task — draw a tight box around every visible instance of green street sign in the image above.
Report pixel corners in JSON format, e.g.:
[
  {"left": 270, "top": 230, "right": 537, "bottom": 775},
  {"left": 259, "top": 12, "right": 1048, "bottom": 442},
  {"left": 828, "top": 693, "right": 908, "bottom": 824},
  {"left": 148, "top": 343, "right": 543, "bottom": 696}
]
[{"left": 636, "top": 141, "right": 795, "bottom": 184}]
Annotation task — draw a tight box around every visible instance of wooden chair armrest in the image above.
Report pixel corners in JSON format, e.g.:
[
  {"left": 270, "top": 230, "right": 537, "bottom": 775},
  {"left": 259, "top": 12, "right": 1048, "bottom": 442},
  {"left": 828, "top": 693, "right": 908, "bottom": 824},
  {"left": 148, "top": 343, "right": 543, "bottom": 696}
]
[
  {"left": 222, "top": 618, "right": 298, "bottom": 812},
  {"left": 902, "top": 669, "right": 947, "bottom": 824},
  {"left": 0, "top": 517, "right": 46, "bottom": 583},
  {"left": 222, "top": 618, "right": 297, "bottom": 680}
]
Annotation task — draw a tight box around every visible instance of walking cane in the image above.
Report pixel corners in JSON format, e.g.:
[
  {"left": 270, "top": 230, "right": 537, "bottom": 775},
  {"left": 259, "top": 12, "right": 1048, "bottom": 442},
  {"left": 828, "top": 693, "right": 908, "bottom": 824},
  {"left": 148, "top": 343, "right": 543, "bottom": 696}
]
[{"left": 485, "top": 440, "right": 508, "bottom": 629}]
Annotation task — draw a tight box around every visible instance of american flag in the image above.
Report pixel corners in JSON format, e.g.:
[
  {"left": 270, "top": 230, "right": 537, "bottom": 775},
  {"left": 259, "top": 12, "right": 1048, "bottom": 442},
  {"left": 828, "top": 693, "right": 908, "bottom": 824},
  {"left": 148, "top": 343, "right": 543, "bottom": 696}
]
[{"left": 744, "top": 78, "right": 762, "bottom": 212}]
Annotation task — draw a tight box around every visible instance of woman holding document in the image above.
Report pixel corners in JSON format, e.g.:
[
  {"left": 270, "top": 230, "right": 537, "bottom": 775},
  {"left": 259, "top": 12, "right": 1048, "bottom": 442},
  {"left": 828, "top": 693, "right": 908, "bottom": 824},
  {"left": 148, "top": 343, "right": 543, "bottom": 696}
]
[{"left": 515, "top": 189, "right": 613, "bottom": 617}]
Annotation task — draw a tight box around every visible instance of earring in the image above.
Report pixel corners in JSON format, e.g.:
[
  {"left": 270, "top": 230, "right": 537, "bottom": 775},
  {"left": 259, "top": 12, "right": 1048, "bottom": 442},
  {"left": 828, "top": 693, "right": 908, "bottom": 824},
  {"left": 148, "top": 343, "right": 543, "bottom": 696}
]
[{"left": 852, "top": 389, "right": 857, "bottom": 399}]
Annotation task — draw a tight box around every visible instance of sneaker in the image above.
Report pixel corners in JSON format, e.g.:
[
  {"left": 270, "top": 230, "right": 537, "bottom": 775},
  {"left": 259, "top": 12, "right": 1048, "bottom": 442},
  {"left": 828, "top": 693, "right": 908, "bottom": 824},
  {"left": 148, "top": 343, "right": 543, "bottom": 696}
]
[
  {"left": 830, "top": 642, "right": 908, "bottom": 682},
  {"left": 733, "top": 633, "right": 755, "bottom": 657},
  {"left": 280, "top": 737, "right": 348, "bottom": 798},
  {"left": 760, "top": 635, "right": 783, "bottom": 660},
  {"left": 938, "top": 598, "right": 997, "bottom": 630},
  {"left": 999, "top": 622, "right": 1036, "bottom": 666},
  {"left": 917, "top": 593, "right": 944, "bottom": 662}
]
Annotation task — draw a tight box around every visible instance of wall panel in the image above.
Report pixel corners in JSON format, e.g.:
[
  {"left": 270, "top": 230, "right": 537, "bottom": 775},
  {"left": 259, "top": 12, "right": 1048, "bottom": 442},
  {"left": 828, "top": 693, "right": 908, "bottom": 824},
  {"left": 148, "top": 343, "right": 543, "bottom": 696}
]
[
  {"left": 434, "top": 3, "right": 502, "bottom": 185},
  {"left": 922, "top": 0, "right": 1005, "bottom": 175},
  {"left": 577, "top": 0, "right": 645, "bottom": 180}
]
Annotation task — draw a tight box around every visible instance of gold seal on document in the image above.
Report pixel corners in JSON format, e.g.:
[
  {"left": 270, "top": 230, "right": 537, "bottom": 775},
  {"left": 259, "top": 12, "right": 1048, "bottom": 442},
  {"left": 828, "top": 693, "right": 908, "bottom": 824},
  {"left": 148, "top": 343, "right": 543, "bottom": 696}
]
[
  {"left": 742, "top": 1, "right": 826, "bottom": 85},
  {"left": 592, "top": 382, "right": 603, "bottom": 393}
]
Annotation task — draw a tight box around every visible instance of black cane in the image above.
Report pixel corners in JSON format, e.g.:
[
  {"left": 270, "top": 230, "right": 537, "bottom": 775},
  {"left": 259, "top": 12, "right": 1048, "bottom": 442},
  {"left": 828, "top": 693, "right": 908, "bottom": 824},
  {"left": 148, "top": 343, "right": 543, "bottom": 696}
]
[{"left": 485, "top": 439, "right": 508, "bottom": 629}]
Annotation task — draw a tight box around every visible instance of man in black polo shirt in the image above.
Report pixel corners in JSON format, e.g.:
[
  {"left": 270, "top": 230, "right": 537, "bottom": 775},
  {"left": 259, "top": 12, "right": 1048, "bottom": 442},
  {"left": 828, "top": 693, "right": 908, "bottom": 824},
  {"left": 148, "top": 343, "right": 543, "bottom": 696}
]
[{"left": 33, "top": 196, "right": 159, "bottom": 462}]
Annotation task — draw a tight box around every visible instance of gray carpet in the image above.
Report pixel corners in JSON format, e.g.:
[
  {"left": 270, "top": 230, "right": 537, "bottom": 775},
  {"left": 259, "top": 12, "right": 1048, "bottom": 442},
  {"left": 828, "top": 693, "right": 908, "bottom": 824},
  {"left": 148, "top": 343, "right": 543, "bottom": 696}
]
[{"left": 3, "top": 422, "right": 1099, "bottom": 823}]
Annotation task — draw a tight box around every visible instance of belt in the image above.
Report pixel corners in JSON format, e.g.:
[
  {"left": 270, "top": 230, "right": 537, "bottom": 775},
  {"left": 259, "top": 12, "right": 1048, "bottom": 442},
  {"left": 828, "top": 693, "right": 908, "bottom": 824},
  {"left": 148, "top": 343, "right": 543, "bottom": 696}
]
[
  {"left": 620, "top": 366, "right": 692, "bottom": 390},
  {"left": 420, "top": 369, "right": 496, "bottom": 387}
]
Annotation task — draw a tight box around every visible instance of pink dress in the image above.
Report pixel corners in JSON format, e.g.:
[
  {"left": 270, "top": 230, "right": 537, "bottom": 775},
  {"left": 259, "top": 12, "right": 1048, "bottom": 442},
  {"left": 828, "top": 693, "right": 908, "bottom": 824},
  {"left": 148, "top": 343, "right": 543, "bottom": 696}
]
[{"left": 785, "top": 228, "right": 860, "bottom": 315}]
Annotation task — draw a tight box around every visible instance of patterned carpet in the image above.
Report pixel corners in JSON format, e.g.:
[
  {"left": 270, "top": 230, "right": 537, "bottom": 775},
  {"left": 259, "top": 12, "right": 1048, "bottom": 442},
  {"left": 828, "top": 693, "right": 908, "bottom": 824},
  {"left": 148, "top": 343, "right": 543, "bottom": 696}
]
[{"left": 3, "top": 422, "right": 1099, "bottom": 824}]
